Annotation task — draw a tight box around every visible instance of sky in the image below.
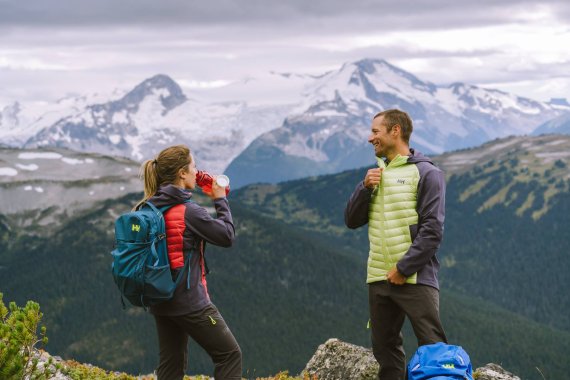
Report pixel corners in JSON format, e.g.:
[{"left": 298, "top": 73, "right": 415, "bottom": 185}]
[{"left": 1, "top": 0, "right": 570, "bottom": 105}]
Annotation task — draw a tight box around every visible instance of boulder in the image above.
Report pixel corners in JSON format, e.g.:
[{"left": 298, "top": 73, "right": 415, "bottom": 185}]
[
  {"left": 303, "top": 338, "right": 379, "bottom": 380},
  {"left": 475, "top": 363, "right": 521, "bottom": 380}
]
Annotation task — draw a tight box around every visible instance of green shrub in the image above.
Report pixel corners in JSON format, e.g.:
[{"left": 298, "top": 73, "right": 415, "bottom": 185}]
[
  {"left": 0, "top": 292, "right": 55, "bottom": 379},
  {"left": 61, "top": 360, "right": 135, "bottom": 379}
]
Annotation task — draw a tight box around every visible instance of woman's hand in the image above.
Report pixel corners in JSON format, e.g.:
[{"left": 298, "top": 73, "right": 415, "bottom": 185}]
[{"left": 208, "top": 178, "right": 227, "bottom": 199}]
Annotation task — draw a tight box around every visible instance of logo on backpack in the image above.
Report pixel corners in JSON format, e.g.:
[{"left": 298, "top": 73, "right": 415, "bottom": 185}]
[
  {"left": 408, "top": 342, "right": 473, "bottom": 380},
  {"left": 110, "top": 201, "right": 191, "bottom": 308}
]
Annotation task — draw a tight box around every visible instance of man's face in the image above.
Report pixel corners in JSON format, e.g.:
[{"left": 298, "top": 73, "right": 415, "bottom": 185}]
[{"left": 368, "top": 116, "right": 394, "bottom": 158}]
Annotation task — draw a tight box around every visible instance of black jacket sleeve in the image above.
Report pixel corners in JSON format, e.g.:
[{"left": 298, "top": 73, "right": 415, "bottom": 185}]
[
  {"left": 397, "top": 166, "right": 445, "bottom": 277},
  {"left": 344, "top": 181, "right": 373, "bottom": 229},
  {"left": 184, "top": 198, "right": 235, "bottom": 247}
]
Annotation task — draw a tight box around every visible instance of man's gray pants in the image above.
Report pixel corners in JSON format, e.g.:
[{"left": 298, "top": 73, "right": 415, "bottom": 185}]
[{"left": 369, "top": 281, "right": 447, "bottom": 380}]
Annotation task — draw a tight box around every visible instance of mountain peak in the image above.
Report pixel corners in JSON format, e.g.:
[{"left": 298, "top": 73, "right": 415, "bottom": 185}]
[
  {"left": 352, "top": 58, "right": 391, "bottom": 72},
  {"left": 119, "top": 74, "right": 187, "bottom": 112}
]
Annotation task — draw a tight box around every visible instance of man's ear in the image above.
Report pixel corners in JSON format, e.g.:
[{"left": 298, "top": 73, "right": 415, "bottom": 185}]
[{"left": 392, "top": 124, "right": 401, "bottom": 137}]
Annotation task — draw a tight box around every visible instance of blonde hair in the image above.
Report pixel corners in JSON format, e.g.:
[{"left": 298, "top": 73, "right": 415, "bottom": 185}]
[{"left": 134, "top": 145, "right": 192, "bottom": 210}]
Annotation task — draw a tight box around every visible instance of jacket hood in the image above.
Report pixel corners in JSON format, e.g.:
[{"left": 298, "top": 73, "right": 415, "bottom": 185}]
[
  {"left": 148, "top": 184, "right": 192, "bottom": 209},
  {"left": 407, "top": 149, "right": 434, "bottom": 165}
]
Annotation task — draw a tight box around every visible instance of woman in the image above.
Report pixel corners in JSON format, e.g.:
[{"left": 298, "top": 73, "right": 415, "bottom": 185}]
[{"left": 136, "top": 145, "right": 242, "bottom": 380}]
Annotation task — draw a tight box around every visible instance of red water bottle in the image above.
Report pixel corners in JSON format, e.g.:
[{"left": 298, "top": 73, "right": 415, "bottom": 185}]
[{"left": 195, "top": 170, "right": 230, "bottom": 196}]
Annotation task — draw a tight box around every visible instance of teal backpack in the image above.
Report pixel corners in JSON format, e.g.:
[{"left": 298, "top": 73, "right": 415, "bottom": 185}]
[{"left": 111, "top": 201, "right": 190, "bottom": 308}]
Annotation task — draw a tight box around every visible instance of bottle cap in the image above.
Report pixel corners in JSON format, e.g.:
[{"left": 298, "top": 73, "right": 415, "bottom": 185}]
[{"left": 215, "top": 175, "right": 230, "bottom": 188}]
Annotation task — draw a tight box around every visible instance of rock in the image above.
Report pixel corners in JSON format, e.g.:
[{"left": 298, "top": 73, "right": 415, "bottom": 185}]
[
  {"left": 475, "top": 363, "right": 521, "bottom": 380},
  {"left": 303, "top": 338, "right": 379, "bottom": 380},
  {"left": 304, "top": 339, "right": 523, "bottom": 380}
]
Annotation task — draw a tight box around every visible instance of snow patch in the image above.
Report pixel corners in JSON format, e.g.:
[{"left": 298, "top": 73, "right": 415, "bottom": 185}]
[
  {"left": 0, "top": 167, "right": 18, "bottom": 176},
  {"left": 434, "top": 88, "right": 462, "bottom": 117},
  {"left": 112, "top": 110, "right": 129, "bottom": 124},
  {"left": 18, "top": 152, "right": 63, "bottom": 160},
  {"left": 109, "top": 134, "right": 122, "bottom": 144},
  {"left": 546, "top": 139, "right": 567, "bottom": 146},
  {"left": 486, "top": 139, "right": 520, "bottom": 152},
  {"left": 536, "top": 151, "right": 570, "bottom": 163},
  {"left": 62, "top": 157, "right": 86, "bottom": 165},
  {"left": 16, "top": 163, "right": 39, "bottom": 171},
  {"left": 312, "top": 110, "right": 346, "bottom": 117}
]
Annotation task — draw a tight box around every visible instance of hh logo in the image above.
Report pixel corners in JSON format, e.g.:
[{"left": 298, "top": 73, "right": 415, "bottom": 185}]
[
  {"left": 442, "top": 364, "right": 455, "bottom": 369},
  {"left": 397, "top": 179, "right": 406, "bottom": 185},
  {"left": 131, "top": 224, "right": 141, "bottom": 232}
]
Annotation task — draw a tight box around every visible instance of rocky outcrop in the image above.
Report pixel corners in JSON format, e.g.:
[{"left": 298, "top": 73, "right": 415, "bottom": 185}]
[
  {"left": 304, "top": 339, "right": 521, "bottom": 380},
  {"left": 475, "top": 363, "right": 521, "bottom": 380},
  {"left": 304, "top": 338, "right": 379, "bottom": 380}
]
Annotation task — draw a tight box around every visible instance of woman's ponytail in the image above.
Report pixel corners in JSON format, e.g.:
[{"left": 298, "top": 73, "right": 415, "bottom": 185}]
[{"left": 134, "top": 159, "right": 159, "bottom": 210}]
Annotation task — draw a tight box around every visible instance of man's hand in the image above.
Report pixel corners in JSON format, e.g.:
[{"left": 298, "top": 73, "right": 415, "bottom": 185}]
[
  {"left": 387, "top": 267, "right": 407, "bottom": 285},
  {"left": 364, "top": 168, "right": 383, "bottom": 189}
]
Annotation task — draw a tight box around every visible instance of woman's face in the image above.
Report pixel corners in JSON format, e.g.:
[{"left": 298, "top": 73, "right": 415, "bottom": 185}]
[{"left": 181, "top": 155, "right": 197, "bottom": 190}]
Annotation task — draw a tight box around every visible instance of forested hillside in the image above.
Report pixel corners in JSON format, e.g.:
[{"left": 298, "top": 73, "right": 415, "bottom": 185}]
[
  {"left": 233, "top": 134, "right": 570, "bottom": 331},
  {"left": 1, "top": 135, "right": 569, "bottom": 379}
]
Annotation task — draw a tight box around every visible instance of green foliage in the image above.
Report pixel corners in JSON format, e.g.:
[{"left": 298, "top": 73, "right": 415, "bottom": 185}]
[
  {"left": 61, "top": 360, "right": 135, "bottom": 379},
  {"left": 255, "top": 371, "right": 316, "bottom": 380},
  {"left": 0, "top": 293, "right": 54, "bottom": 380}
]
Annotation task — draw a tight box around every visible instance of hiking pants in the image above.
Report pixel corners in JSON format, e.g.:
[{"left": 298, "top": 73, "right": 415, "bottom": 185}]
[
  {"left": 153, "top": 304, "right": 242, "bottom": 380},
  {"left": 369, "top": 282, "right": 447, "bottom": 380}
]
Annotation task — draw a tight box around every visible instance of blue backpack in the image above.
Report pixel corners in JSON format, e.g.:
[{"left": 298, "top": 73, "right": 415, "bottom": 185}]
[
  {"left": 111, "top": 201, "right": 190, "bottom": 308},
  {"left": 408, "top": 342, "right": 473, "bottom": 380}
]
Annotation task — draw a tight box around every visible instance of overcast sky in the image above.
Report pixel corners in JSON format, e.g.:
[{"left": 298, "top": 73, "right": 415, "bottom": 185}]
[{"left": 1, "top": 0, "right": 569, "bottom": 104}]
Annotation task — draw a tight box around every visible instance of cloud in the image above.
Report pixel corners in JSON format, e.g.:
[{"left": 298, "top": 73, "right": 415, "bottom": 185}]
[
  {"left": 1, "top": 0, "right": 570, "bottom": 104},
  {"left": 2, "top": 0, "right": 570, "bottom": 30}
]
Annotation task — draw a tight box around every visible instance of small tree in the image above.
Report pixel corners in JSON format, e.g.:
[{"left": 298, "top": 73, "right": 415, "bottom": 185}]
[{"left": 0, "top": 292, "right": 55, "bottom": 379}]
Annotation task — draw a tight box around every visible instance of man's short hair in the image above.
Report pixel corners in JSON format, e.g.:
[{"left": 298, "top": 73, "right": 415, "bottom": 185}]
[{"left": 373, "top": 109, "right": 413, "bottom": 144}]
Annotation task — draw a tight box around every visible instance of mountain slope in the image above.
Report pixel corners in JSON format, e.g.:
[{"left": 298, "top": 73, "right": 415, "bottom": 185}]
[
  {"left": 226, "top": 59, "right": 569, "bottom": 187},
  {"left": 0, "top": 147, "right": 140, "bottom": 235},
  {"left": 232, "top": 134, "right": 570, "bottom": 331},
  {"left": 0, "top": 135, "right": 569, "bottom": 378},
  {"left": 1, "top": 193, "right": 569, "bottom": 379},
  {"left": 8, "top": 75, "right": 297, "bottom": 173},
  {"left": 4, "top": 59, "right": 569, "bottom": 182},
  {"left": 533, "top": 112, "right": 570, "bottom": 135}
]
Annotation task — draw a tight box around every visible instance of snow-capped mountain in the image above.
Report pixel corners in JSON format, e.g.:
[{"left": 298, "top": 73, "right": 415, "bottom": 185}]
[
  {"left": 13, "top": 74, "right": 298, "bottom": 173},
  {"left": 0, "top": 91, "right": 123, "bottom": 146},
  {"left": 3, "top": 59, "right": 569, "bottom": 186},
  {"left": 225, "top": 59, "right": 570, "bottom": 187}
]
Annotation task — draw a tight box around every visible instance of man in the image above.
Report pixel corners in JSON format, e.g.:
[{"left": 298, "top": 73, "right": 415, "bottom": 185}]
[{"left": 344, "top": 109, "right": 447, "bottom": 380}]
